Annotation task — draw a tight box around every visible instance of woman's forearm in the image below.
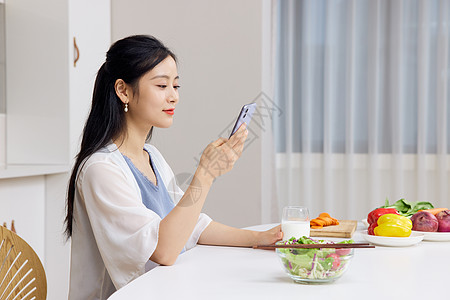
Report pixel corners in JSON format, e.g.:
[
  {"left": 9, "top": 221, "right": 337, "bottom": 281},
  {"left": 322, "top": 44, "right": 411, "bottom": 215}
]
[
  {"left": 198, "top": 222, "right": 283, "bottom": 248},
  {"left": 197, "top": 221, "right": 260, "bottom": 247},
  {"left": 150, "top": 169, "right": 213, "bottom": 265}
]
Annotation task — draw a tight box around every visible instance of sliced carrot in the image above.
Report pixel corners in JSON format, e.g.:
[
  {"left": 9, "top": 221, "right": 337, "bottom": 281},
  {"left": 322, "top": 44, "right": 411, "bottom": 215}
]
[
  {"left": 418, "top": 208, "right": 448, "bottom": 215},
  {"left": 310, "top": 212, "right": 340, "bottom": 228},
  {"left": 311, "top": 219, "right": 326, "bottom": 226}
]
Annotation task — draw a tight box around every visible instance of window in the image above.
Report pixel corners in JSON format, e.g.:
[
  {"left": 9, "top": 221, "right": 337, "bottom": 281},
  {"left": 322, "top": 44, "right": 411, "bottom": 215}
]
[{"left": 274, "top": 0, "right": 450, "bottom": 154}]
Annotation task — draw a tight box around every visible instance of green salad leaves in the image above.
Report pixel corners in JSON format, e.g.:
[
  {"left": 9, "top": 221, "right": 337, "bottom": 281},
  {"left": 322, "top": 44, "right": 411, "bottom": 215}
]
[
  {"left": 380, "top": 198, "right": 434, "bottom": 218},
  {"left": 277, "top": 237, "right": 354, "bottom": 280}
]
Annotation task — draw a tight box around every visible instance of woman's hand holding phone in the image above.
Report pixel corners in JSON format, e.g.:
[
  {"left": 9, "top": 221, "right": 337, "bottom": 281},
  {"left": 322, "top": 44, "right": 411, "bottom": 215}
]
[{"left": 197, "top": 123, "right": 248, "bottom": 182}]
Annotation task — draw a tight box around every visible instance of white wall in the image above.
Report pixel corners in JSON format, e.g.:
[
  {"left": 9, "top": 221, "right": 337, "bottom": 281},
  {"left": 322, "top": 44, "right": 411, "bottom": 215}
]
[{"left": 111, "top": 0, "right": 264, "bottom": 228}]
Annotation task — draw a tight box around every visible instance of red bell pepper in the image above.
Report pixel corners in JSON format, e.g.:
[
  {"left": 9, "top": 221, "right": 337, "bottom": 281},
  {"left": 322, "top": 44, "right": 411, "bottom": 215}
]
[
  {"left": 367, "top": 208, "right": 399, "bottom": 225},
  {"left": 368, "top": 222, "right": 377, "bottom": 235}
]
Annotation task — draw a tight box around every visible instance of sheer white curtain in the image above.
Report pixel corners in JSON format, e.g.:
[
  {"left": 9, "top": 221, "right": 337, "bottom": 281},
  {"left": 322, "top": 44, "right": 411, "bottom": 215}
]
[{"left": 262, "top": 0, "right": 450, "bottom": 222}]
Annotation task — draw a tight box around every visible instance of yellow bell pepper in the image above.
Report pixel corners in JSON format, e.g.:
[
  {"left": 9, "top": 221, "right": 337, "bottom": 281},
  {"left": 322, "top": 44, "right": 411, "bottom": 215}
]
[
  {"left": 374, "top": 214, "right": 412, "bottom": 237},
  {"left": 377, "top": 214, "right": 412, "bottom": 229}
]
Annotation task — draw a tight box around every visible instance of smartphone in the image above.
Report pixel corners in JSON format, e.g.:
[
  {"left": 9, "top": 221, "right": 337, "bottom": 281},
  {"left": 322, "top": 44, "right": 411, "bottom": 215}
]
[{"left": 229, "top": 103, "right": 257, "bottom": 138}]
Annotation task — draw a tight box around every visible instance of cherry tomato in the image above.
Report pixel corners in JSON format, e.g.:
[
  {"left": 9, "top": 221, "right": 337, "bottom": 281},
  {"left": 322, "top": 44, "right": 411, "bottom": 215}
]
[
  {"left": 326, "top": 253, "right": 341, "bottom": 270},
  {"left": 335, "top": 248, "right": 351, "bottom": 256}
]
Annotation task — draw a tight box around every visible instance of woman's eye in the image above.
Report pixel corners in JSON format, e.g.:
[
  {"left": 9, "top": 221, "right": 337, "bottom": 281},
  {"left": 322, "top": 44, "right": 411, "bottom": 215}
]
[
  {"left": 174, "top": 85, "right": 180, "bottom": 90},
  {"left": 157, "top": 85, "right": 167, "bottom": 88}
]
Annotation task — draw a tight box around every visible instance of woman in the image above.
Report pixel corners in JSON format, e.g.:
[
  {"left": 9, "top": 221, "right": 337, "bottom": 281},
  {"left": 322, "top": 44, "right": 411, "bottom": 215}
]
[{"left": 65, "top": 35, "right": 282, "bottom": 300}]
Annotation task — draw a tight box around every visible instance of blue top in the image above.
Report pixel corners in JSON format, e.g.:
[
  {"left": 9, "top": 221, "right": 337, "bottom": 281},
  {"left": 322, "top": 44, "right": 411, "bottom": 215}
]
[
  {"left": 122, "top": 150, "right": 175, "bottom": 219},
  {"left": 123, "top": 150, "right": 185, "bottom": 254}
]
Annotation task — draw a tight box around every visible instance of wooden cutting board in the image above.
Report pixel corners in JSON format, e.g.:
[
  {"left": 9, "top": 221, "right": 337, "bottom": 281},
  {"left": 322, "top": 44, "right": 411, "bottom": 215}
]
[{"left": 310, "top": 220, "right": 357, "bottom": 238}]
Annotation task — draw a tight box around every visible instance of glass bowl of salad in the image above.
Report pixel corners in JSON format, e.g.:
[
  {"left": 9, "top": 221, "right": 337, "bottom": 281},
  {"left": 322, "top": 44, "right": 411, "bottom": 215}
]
[{"left": 276, "top": 237, "right": 354, "bottom": 284}]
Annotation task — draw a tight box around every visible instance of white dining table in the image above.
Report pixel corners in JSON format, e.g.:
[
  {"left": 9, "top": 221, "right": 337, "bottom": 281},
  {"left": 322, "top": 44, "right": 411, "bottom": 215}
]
[{"left": 108, "top": 223, "right": 449, "bottom": 300}]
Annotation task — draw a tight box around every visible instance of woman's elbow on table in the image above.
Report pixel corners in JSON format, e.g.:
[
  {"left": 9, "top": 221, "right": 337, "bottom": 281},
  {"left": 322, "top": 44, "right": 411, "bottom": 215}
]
[{"left": 149, "top": 250, "right": 178, "bottom": 266}]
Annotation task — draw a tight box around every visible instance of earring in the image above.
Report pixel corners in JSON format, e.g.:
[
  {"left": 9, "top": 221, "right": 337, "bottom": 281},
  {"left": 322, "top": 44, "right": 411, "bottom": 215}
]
[{"left": 124, "top": 103, "right": 128, "bottom": 112}]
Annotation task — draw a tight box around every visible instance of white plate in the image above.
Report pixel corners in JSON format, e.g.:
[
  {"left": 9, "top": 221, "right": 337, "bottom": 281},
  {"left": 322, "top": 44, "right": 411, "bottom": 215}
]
[
  {"left": 361, "top": 230, "right": 424, "bottom": 247},
  {"left": 412, "top": 231, "right": 450, "bottom": 242},
  {"left": 361, "top": 219, "right": 369, "bottom": 227}
]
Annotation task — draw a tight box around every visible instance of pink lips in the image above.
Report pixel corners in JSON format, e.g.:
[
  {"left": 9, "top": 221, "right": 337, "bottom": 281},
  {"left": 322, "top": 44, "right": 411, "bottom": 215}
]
[{"left": 163, "top": 108, "right": 175, "bottom": 115}]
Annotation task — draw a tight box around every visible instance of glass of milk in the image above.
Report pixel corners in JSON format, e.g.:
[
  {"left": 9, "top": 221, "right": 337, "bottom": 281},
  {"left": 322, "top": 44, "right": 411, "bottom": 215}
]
[{"left": 281, "top": 206, "right": 310, "bottom": 241}]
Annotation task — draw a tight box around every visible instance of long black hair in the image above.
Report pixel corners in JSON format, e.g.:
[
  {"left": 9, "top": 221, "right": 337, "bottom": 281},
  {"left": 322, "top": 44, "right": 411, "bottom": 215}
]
[{"left": 64, "top": 35, "right": 176, "bottom": 238}]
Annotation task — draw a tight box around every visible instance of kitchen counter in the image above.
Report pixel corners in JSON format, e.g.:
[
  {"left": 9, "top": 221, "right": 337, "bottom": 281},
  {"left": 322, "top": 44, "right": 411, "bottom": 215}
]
[{"left": 108, "top": 223, "right": 448, "bottom": 300}]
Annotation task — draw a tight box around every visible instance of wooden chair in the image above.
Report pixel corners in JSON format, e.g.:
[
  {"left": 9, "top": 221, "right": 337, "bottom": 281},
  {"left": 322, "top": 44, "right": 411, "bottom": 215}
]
[{"left": 0, "top": 226, "right": 46, "bottom": 300}]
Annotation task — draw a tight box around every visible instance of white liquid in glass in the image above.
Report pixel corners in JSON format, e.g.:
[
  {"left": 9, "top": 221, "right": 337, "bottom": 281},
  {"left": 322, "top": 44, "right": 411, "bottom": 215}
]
[{"left": 282, "top": 221, "right": 310, "bottom": 240}]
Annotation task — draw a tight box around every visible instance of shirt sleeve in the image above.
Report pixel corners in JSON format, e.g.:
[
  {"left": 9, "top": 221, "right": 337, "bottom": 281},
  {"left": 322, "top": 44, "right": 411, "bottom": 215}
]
[
  {"left": 185, "top": 213, "right": 212, "bottom": 250},
  {"left": 77, "top": 160, "right": 161, "bottom": 289}
]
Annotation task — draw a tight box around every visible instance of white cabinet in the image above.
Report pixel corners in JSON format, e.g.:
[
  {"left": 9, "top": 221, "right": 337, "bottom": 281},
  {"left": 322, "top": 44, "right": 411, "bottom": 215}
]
[
  {"left": 0, "top": 3, "right": 4, "bottom": 116},
  {"left": 68, "top": 0, "right": 111, "bottom": 160},
  {"left": 0, "top": 3, "right": 5, "bottom": 168},
  {"left": 2, "top": 0, "right": 110, "bottom": 175},
  {"left": 5, "top": 0, "right": 70, "bottom": 166},
  {"left": 0, "top": 0, "right": 110, "bottom": 299}
]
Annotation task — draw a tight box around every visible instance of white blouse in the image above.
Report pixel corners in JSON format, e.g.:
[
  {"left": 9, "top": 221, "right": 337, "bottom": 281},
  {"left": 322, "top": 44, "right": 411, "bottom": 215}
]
[{"left": 68, "top": 143, "right": 212, "bottom": 300}]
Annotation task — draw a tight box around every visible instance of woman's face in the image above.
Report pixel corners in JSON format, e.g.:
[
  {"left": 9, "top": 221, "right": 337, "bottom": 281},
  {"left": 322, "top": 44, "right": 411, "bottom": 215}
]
[{"left": 127, "top": 56, "right": 179, "bottom": 130}]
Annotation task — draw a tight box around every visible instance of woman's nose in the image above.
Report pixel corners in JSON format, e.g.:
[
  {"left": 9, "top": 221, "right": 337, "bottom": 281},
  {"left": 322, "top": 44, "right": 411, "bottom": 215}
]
[{"left": 168, "top": 89, "right": 178, "bottom": 104}]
